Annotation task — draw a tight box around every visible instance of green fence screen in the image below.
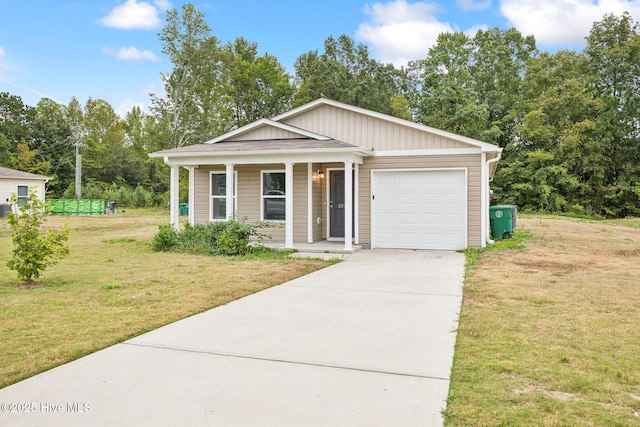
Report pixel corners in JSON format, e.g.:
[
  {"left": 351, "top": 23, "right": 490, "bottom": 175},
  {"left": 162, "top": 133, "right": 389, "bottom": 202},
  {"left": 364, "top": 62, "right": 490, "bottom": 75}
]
[{"left": 46, "top": 199, "right": 106, "bottom": 216}]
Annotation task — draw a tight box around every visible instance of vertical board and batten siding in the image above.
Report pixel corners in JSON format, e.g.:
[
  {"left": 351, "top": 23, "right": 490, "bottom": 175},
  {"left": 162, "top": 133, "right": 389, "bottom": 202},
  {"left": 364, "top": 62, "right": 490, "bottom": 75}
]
[
  {"left": 358, "top": 154, "right": 483, "bottom": 247},
  {"left": 228, "top": 127, "right": 304, "bottom": 141},
  {"left": 292, "top": 163, "right": 308, "bottom": 243},
  {"left": 282, "top": 104, "right": 469, "bottom": 150}
]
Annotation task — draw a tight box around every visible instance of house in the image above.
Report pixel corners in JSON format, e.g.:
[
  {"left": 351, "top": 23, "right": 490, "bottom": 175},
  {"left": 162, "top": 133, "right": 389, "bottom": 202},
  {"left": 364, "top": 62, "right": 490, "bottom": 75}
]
[
  {"left": 0, "top": 166, "right": 50, "bottom": 210},
  {"left": 149, "top": 98, "right": 502, "bottom": 251}
]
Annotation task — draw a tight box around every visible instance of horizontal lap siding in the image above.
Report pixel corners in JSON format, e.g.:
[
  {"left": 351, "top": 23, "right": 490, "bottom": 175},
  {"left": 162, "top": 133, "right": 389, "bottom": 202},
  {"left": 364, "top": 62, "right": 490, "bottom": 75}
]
[
  {"left": 359, "top": 154, "right": 483, "bottom": 248},
  {"left": 283, "top": 105, "right": 468, "bottom": 150}
]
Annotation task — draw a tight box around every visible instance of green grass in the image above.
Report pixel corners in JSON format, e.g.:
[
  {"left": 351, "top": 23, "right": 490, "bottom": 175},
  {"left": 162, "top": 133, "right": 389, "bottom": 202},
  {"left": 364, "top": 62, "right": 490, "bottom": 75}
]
[
  {"left": 446, "top": 215, "right": 640, "bottom": 426},
  {"left": 0, "top": 211, "right": 330, "bottom": 388}
]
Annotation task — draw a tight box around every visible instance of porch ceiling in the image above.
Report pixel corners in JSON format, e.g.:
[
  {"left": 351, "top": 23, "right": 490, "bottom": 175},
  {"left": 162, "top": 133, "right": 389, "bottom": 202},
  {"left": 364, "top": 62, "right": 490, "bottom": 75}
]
[{"left": 149, "top": 138, "right": 373, "bottom": 166}]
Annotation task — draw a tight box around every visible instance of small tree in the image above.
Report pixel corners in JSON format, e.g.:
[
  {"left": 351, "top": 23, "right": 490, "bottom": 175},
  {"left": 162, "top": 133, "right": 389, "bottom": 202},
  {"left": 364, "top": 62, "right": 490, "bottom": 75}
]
[{"left": 7, "top": 188, "right": 69, "bottom": 283}]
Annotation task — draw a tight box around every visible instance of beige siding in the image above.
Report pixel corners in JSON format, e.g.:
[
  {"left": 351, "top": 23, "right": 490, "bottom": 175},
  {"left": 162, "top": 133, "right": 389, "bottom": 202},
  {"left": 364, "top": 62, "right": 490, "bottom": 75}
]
[
  {"left": 312, "top": 163, "right": 323, "bottom": 241},
  {"left": 358, "top": 154, "right": 483, "bottom": 248},
  {"left": 282, "top": 104, "right": 469, "bottom": 151},
  {"left": 0, "top": 179, "right": 47, "bottom": 205},
  {"left": 228, "top": 127, "right": 303, "bottom": 141},
  {"left": 191, "top": 155, "right": 483, "bottom": 248}
]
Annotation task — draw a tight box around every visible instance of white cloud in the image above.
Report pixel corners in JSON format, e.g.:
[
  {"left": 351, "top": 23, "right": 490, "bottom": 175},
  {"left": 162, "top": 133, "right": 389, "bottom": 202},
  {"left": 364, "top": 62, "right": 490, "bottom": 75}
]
[
  {"left": 500, "top": 0, "right": 640, "bottom": 46},
  {"left": 457, "top": 0, "right": 492, "bottom": 11},
  {"left": 356, "top": 0, "right": 455, "bottom": 67},
  {"left": 114, "top": 98, "right": 146, "bottom": 117},
  {"left": 98, "top": 0, "right": 162, "bottom": 30},
  {"left": 153, "top": 0, "right": 172, "bottom": 11},
  {"left": 0, "top": 47, "right": 5, "bottom": 60},
  {"left": 103, "top": 46, "right": 158, "bottom": 62}
]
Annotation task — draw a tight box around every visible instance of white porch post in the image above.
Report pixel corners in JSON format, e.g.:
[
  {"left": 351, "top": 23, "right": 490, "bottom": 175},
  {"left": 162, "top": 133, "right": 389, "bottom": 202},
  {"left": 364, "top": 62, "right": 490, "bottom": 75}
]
[
  {"left": 285, "top": 162, "right": 294, "bottom": 248},
  {"left": 481, "top": 152, "right": 487, "bottom": 247},
  {"left": 354, "top": 162, "right": 359, "bottom": 245},
  {"left": 344, "top": 160, "right": 353, "bottom": 251},
  {"left": 188, "top": 166, "right": 195, "bottom": 226},
  {"left": 307, "top": 162, "right": 313, "bottom": 243},
  {"left": 225, "top": 163, "right": 235, "bottom": 219},
  {"left": 169, "top": 161, "right": 180, "bottom": 230}
]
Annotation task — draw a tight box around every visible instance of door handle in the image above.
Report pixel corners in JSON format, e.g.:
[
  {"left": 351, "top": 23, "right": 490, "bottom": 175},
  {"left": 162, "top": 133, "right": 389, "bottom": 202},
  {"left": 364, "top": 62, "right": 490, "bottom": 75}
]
[{"left": 338, "top": 204, "right": 344, "bottom": 209}]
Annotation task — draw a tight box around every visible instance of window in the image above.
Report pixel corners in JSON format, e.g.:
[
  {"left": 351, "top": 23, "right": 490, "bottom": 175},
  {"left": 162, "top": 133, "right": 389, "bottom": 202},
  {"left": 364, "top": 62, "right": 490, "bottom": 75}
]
[
  {"left": 262, "top": 171, "right": 285, "bottom": 221},
  {"left": 16, "top": 185, "right": 28, "bottom": 208},
  {"left": 210, "top": 172, "right": 236, "bottom": 220}
]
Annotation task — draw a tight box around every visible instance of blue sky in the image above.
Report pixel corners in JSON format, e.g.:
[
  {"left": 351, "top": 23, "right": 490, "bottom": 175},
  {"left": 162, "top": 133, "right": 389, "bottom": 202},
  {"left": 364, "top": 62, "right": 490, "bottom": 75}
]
[{"left": 1, "top": 0, "right": 640, "bottom": 116}]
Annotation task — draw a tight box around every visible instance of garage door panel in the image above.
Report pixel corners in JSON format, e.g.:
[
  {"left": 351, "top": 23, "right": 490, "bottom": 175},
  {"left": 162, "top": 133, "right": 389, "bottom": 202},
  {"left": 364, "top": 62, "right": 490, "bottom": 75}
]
[{"left": 373, "top": 170, "right": 466, "bottom": 250}]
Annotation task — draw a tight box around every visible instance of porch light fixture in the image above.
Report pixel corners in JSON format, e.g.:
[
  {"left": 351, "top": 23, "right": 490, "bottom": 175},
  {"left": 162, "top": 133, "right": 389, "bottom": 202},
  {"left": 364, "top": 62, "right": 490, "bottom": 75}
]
[{"left": 317, "top": 170, "right": 325, "bottom": 179}]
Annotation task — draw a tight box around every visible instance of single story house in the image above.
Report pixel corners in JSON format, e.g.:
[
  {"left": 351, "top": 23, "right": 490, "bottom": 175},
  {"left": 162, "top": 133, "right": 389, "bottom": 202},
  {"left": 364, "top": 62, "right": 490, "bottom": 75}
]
[
  {"left": 0, "top": 166, "right": 50, "bottom": 209},
  {"left": 150, "top": 98, "right": 502, "bottom": 251}
]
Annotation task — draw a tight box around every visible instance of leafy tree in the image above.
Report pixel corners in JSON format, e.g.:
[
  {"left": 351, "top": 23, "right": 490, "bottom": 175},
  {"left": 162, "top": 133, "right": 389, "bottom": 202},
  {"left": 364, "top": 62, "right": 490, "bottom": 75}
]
[
  {"left": 584, "top": 12, "right": 640, "bottom": 216},
  {"left": 151, "top": 2, "right": 224, "bottom": 148},
  {"left": 220, "top": 37, "right": 294, "bottom": 127},
  {"left": 412, "top": 32, "right": 496, "bottom": 140},
  {"left": 7, "top": 188, "right": 69, "bottom": 283},
  {"left": 0, "top": 92, "right": 34, "bottom": 146},
  {"left": 31, "top": 98, "right": 74, "bottom": 197},
  {"left": 122, "top": 106, "right": 169, "bottom": 194},
  {"left": 0, "top": 133, "right": 14, "bottom": 168},
  {"left": 294, "top": 34, "right": 410, "bottom": 117},
  {"left": 470, "top": 28, "right": 538, "bottom": 148}
]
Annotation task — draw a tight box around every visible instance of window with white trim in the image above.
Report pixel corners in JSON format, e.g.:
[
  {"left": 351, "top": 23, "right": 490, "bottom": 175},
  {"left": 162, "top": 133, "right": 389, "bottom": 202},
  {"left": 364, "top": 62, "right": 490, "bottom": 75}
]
[
  {"left": 16, "top": 185, "right": 28, "bottom": 207},
  {"left": 262, "top": 171, "right": 285, "bottom": 221},
  {"left": 210, "top": 172, "right": 236, "bottom": 220}
]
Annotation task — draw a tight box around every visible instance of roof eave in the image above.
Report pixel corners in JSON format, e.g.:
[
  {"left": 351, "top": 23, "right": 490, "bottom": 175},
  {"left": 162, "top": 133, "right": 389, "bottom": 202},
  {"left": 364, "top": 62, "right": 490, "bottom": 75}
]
[{"left": 150, "top": 146, "right": 373, "bottom": 159}]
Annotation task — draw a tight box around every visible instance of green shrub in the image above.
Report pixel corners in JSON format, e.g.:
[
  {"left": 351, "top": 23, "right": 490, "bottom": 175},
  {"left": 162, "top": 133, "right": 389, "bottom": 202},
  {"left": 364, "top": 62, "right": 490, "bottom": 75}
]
[
  {"left": 151, "top": 225, "right": 177, "bottom": 251},
  {"left": 151, "top": 218, "right": 272, "bottom": 256},
  {"left": 7, "top": 188, "right": 69, "bottom": 282}
]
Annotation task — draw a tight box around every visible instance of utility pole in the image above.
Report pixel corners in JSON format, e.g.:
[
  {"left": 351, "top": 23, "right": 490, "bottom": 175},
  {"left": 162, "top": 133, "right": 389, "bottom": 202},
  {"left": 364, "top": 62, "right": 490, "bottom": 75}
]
[{"left": 72, "top": 127, "right": 86, "bottom": 200}]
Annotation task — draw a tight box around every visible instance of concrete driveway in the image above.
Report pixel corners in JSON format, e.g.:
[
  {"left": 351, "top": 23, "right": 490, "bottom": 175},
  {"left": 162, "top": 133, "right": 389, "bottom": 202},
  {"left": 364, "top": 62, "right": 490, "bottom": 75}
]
[{"left": 0, "top": 249, "right": 465, "bottom": 427}]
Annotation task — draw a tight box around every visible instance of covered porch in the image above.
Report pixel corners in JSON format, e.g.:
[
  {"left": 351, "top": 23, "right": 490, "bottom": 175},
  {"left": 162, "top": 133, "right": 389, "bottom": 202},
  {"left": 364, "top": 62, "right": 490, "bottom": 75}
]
[{"left": 150, "top": 140, "right": 373, "bottom": 252}]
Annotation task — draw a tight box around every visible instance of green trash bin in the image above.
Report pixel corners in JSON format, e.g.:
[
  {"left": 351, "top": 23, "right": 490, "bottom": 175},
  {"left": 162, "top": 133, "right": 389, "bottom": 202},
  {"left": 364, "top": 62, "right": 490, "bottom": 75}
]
[
  {"left": 490, "top": 205, "right": 517, "bottom": 240},
  {"left": 179, "top": 203, "right": 188, "bottom": 216}
]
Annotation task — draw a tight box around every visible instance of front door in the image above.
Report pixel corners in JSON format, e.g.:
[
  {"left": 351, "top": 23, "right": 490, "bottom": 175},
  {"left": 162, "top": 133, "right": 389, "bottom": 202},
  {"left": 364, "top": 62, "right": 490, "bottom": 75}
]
[{"left": 329, "top": 170, "right": 354, "bottom": 238}]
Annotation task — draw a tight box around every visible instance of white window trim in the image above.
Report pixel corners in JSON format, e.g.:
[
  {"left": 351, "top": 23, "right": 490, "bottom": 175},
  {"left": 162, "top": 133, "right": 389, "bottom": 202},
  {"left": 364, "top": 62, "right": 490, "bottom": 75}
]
[
  {"left": 16, "top": 185, "right": 29, "bottom": 207},
  {"left": 261, "top": 169, "right": 286, "bottom": 222},
  {"left": 209, "top": 171, "right": 237, "bottom": 221}
]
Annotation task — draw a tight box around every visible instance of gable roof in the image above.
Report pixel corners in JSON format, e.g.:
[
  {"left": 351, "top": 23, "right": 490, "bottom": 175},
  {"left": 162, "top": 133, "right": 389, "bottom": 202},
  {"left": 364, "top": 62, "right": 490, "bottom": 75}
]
[
  {"left": 272, "top": 98, "right": 501, "bottom": 153},
  {"left": 204, "top": 119, "right": 331, "bottom": 144},
  {"left": 0, "top": 167, "right": 50, "bottom": 181}
]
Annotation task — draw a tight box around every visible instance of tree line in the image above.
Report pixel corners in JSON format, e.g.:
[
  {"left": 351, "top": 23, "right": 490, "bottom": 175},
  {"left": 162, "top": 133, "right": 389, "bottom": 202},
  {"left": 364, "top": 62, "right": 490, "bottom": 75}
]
[{"left": 0, "top": 4, "right": 638, "bottom": 216}]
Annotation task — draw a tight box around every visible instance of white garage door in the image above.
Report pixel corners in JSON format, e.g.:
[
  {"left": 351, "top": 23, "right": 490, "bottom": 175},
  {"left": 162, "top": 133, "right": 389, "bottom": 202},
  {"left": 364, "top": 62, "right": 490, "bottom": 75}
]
[{"left": 372, "top": 169, "right": 467, "bottom": 250}]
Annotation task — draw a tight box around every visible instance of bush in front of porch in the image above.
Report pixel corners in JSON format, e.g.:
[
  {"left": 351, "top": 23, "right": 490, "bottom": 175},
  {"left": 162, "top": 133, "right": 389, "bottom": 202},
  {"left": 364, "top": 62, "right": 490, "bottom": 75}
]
[{"left": 151, "top": 219, "right": 276, "bottom": 256}]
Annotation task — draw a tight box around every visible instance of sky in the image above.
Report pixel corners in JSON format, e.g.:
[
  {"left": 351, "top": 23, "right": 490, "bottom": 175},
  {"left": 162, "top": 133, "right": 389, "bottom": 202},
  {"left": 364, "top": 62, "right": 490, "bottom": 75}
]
[{"left": 1, "top": 0, "right": 640, "bottom": 117}]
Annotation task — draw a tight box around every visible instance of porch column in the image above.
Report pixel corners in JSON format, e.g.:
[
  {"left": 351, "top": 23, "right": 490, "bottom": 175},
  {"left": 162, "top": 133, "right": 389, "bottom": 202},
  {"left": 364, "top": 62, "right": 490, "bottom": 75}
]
[
  {"left": 169, "top": 162, "right": 180, "bottom": 230},
  {"left": 225, "top": 163, "right": 234, "bottom": 219},
  {"left": 354, "top": 162, "right": 359, "bottom": 245},
  {"left": 285, "top": 162, "right": 294, "bottom": 248},
  {"left": 188, "top": 166, "right": 195, "bottom": 226},
  {"left": 344, "top": 160, "right": 353, "bottom": 251},
  {"left": 307, "top": 162, "right": 313, "bottom": 243}
]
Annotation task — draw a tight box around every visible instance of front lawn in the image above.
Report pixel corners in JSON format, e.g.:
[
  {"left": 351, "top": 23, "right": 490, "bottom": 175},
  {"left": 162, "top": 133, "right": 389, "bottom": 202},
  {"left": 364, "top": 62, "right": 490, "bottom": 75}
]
[
  {"left": 446, "top": 215, "right": 640, "bottom": 425},
  {"left": 0, "top": 211, "right": 329, "bottom": 388}
]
